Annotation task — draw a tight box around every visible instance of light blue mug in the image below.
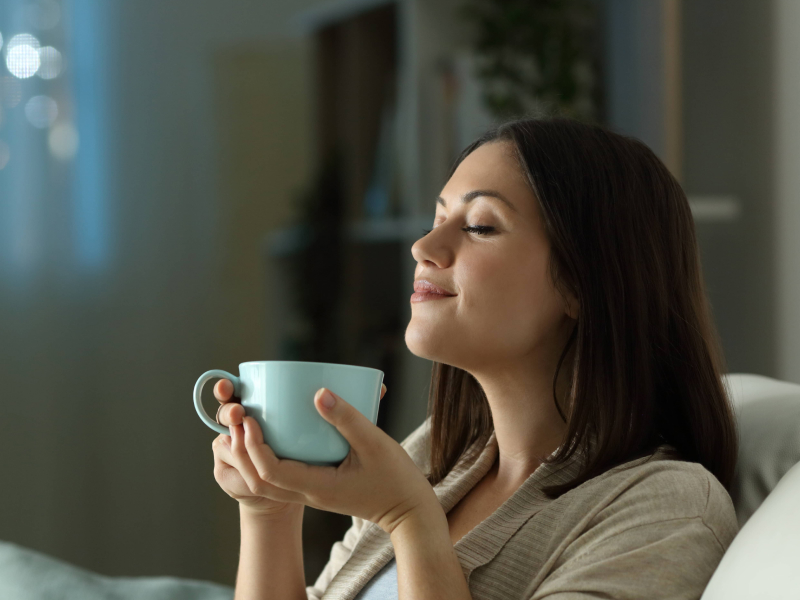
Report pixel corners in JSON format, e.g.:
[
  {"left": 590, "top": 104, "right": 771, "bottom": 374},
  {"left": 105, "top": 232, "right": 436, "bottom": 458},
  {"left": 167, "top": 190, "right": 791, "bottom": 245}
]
[{"left": 193, "top": 361, "right": 384, "bottom": 466}]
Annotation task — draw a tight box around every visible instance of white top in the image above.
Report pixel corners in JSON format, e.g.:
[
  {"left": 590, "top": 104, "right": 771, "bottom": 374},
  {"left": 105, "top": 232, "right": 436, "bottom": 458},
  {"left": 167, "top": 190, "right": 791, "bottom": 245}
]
[{"left": 352, "top": 557, "right": 397, "bottom": 599}]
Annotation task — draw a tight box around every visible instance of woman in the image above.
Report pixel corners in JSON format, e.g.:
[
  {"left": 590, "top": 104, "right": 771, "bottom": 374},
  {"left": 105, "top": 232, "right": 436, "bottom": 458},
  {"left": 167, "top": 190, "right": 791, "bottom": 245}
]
[{"left": 210, "top": 117, "right": 740, "bottom": 599}]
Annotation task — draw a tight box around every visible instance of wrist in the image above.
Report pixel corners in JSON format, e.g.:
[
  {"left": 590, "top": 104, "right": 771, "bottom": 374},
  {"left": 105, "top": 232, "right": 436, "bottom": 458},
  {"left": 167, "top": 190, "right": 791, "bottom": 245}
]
[
  {"left": 388, "top": 500, "right": 446, "bottom": 541},
  {"left": 389, "top": 501, "right": 471, "bottom": 599},
  {"left": 240, "top": 502, "right": 304, "bottom": 525}
]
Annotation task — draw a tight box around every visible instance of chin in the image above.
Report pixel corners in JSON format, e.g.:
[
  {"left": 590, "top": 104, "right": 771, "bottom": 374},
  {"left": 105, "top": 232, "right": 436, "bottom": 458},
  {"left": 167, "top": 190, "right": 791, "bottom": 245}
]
[{"left": 404, "top": 320, "right": 454, "bottom": 363}]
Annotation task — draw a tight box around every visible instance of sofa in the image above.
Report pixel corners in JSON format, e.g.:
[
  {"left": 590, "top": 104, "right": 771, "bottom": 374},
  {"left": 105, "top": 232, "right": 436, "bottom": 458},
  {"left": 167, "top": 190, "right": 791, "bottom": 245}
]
[
  {"left": 700, "top": 373, "right": 800, "bottom": 599},
  {"left": 1, "top": 373, "right": 798, "bottom": 599}
]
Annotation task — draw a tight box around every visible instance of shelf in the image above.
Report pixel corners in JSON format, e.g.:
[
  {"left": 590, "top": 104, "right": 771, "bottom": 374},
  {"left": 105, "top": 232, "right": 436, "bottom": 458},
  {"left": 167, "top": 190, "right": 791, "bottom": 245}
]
[
  {"left": 263, "top": 216, "right": 431, "bottom": 258},
  {"left": 687, "top": 195, "right": 741, "bottom": 222}
]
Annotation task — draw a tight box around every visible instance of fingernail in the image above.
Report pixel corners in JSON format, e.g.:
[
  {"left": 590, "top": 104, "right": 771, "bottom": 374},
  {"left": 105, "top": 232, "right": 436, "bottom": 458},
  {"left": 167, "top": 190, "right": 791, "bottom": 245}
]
[{"left": 319, "top": 388, "right": 336, "bottom": 408}]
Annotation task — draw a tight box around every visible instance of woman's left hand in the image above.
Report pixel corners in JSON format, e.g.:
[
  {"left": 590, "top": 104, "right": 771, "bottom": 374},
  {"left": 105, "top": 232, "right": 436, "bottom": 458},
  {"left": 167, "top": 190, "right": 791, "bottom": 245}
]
[{"left": 229, "top": 384, "right": 439, "bottom": 534}]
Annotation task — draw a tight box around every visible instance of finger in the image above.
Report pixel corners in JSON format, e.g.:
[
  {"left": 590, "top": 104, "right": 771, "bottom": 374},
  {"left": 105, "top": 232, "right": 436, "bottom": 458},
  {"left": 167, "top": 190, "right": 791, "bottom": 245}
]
[
  {"left": 243, "top": 416, "right": 334, "bottom": 501},
  {"left": 212, "top": 434, "right": 306, "bottom": 508},
  {"left": 219, "top": 402, "right": 245, "bottom": 427},
  {"left": 212, "top": 434, "right": 234, "bottom": 467},
  {"left": 230, "top": 421, "right": 305, "bottom": 504},
  {"left": 213, "top": 437, "right": 267, "bottom": 501},
  {"left": 214, "top": 380, "right": 244, "bottom": 427},
  {"left": 314, "top": 387, "right": 381, "bottom": 454},
  {"left": 380, "top": 383, "right": 387, "bottom": 399},
  {"left": 214, "top": 379, "right": 235, "bottom": 402},
  {"left": 213, "top": 436, "right": 248, "bottom": 495},
  {"left": 212, "top": 439, "right": 238, "bottom": 481},
  {"left": 229, "top": 422, "right": 260, "bottom": 488},
  {"left": 214, "top": 433, "right": 260, "bottom": 494}
]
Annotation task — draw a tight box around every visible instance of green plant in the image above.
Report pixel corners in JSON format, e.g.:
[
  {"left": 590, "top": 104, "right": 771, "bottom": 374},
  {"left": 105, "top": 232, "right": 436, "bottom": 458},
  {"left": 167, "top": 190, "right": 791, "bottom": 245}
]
[{"left": 459, "top": 0, "right": 604, "bottom": 123}]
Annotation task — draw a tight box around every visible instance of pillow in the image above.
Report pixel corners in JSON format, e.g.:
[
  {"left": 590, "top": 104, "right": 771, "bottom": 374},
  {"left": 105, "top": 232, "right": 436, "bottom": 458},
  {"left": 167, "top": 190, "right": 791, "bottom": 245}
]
[
  {"left": 0, "top": 540, "right": 234, "bottom": 600},
  {"left": 723, "top": 373, "right": 800, "bottom": 526},
  {"left": 700, "top": 458, "right": 800, "bottom": 599}
]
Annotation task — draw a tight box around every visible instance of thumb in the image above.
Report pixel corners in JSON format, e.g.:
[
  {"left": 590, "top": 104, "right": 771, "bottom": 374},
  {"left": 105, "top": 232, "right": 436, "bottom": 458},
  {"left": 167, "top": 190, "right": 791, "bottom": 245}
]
[{"left": 314, "top": 387, "right": 378, "bottom": 451}]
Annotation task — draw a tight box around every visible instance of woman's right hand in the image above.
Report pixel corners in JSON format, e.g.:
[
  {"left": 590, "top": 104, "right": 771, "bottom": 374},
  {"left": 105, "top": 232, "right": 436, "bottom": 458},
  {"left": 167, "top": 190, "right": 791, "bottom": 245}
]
[{"left": 211, "top": 379, "right": 303, "bottom": 519}]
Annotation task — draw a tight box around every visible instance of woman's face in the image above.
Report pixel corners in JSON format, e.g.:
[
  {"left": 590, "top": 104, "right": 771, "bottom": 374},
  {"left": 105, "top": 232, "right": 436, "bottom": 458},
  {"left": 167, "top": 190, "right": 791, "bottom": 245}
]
[{"left": 406, "top": 140, "right": 577, "bottom": 374}]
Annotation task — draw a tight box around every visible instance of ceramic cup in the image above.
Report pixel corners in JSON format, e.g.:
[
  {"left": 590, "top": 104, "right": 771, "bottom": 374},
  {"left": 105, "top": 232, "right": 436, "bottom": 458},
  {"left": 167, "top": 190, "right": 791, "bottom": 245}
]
[{"left": 193, "top": 360, "right": 384, "bottom": 465}]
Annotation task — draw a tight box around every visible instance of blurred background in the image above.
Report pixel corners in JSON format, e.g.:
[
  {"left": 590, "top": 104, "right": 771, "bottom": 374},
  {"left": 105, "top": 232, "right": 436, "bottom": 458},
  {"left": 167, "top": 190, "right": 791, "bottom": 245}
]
[{"left": 0, "top": 0, "right": 797, "bottom": 589}]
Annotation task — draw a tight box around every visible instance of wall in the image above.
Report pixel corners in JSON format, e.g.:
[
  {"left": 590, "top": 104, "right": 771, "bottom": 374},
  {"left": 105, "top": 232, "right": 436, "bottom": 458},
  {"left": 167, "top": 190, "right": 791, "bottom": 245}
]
[
  {"left": 0, "top": 0, "right": 323, "bottom": 586},
  {"left": 775, "top": 0, "right": 800, "bottom": 383},
  {"left": 605, "top": 0, "right": 777, "bottom": 378},
  {"left": 681, "top": 0, "right": 776, "bottom": 377}
]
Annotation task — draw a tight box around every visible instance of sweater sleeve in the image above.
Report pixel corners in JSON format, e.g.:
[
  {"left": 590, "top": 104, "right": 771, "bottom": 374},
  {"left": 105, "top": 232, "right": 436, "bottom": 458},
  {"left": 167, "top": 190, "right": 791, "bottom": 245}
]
[
  {"left": 305, "top": 417, "right": 431, "bottom": 600},
  {"left": 528, "top": 517, "right": 726, "bottom": 600},
  {"left": 306, "top": 514, "right": 369, "bottom": 600},
  {"left": 528, "top": 469, "right": 738, "bottom": 600}
]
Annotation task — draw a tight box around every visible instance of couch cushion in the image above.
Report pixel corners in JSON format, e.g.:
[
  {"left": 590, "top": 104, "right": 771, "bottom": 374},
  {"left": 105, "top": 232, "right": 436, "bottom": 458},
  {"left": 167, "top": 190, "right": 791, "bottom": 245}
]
[
  {"left": 0, "top": 540, "right": 234, "bottom": 600},
  {"left": 723, "top": 373, "right": 800, "bottom": 526},
  {"left": 700, "top": 458, "right": 800, "bottom": 599}
]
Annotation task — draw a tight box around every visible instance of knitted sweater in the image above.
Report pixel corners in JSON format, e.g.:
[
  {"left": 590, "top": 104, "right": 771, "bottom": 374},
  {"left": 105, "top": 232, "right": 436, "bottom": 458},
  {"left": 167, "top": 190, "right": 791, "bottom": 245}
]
[{"left": 307, "top": 417, "right": 739, "bottom": 600}]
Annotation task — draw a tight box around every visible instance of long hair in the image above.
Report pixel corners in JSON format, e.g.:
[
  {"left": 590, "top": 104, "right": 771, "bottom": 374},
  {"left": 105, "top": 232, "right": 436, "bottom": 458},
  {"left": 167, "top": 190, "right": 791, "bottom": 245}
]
[{"left": 423, "top": 117, "right": 739, "bottom": 498}]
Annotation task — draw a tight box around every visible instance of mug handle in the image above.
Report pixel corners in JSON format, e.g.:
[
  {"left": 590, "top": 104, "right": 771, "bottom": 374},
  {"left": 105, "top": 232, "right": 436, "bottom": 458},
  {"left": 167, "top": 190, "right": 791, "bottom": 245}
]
[{"left": 193, "top": 369, "right": 242, "bottom": 436}]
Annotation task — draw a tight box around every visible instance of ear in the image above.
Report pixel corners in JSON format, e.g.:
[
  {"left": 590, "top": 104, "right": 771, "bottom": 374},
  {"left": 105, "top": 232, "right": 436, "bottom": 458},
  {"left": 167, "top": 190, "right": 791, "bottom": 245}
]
[{"left": 565, "top": 293, "right": 579, "bottom": 320}]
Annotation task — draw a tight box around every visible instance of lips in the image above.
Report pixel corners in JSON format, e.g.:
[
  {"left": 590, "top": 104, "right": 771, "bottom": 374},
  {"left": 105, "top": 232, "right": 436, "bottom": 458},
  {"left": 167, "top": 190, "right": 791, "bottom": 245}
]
[{"left": 413, "top": 279, "right": 456, "bottom": 296}]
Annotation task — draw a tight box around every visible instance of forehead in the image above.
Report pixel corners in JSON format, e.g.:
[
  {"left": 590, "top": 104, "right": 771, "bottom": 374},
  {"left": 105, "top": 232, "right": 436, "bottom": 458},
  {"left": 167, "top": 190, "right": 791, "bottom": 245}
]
[{"left": 441, "top": 141, "right": 535, "bottom": 210}]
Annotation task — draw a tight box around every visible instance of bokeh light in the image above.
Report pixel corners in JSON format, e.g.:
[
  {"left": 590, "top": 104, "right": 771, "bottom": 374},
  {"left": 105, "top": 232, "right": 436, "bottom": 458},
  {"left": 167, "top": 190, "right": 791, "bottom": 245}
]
[
  {"left": 6, "top": 34, "right": 42, "bottom": 79},
  {"left": 6, "top": 32, "right": 40, "bottom": 52},
  {"left": 48, "top": 122, "right": 79, "bottom": 160},
  {"left": 25, "top": 95, "right": 58, "bottom": 128},
  {"left": 7, "top": 45, "right": 41, "bottom": 79},
  {"left": 37, "top": 46, "right": 62, "bottom": 79}
]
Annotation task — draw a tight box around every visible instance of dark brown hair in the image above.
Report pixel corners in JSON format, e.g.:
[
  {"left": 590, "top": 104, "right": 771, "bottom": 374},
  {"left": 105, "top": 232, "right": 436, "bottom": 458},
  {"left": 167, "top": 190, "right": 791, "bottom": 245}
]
[{"left": 424, "top": 116, "right": 739, "bottom": 498}]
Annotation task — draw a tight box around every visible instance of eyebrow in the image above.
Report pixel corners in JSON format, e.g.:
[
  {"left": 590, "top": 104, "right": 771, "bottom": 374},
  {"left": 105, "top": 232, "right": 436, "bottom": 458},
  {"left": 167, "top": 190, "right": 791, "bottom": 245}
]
[{"left": 436, "top": 189, "right": 519, "bottom": 213}]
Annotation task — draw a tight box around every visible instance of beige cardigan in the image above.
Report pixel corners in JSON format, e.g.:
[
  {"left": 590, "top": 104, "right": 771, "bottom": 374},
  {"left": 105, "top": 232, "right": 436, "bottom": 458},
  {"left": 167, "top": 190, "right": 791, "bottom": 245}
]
[{"left": 306, "top": 417, "right": 739, "bottom": 600}]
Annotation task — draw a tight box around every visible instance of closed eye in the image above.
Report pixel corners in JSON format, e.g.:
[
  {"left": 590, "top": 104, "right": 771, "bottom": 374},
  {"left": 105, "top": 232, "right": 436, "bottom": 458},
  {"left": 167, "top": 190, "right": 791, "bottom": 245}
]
[
  {"left": 419, "top": 226, "right": 495, "bottom": 238},
  {"left": 463, "top": 226, "right": 495, "bottom": 235}
]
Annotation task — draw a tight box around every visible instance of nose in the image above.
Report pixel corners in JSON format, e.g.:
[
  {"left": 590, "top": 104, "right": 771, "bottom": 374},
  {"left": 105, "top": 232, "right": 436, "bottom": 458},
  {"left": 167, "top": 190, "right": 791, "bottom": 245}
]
[
  {"left": 411, "top": 235, "right": 440, "bottom": 268},
  {"left": 410, "top": 235, "right": 426, "bottom": 263},
  {"left": 411, "top": 224, "right": 447, "bottom": 265}
]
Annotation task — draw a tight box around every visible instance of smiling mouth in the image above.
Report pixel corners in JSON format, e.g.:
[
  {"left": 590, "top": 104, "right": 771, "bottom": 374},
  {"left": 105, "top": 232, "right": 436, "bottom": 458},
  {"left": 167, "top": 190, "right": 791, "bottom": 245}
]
[{"left": 410, "top": 291, "right": 456, "bottom": 303}]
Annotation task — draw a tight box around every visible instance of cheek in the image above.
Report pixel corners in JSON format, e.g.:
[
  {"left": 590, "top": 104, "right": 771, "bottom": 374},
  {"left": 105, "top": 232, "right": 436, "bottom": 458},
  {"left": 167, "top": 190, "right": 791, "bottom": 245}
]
[{"left": 465, "top": 251, "right": 560, "bottom": 339}]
